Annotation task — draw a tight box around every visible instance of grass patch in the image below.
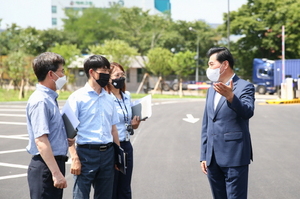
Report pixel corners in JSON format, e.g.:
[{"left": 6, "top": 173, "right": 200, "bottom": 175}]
[{"left": 0, "top": 88, "right": 34, "bottom": 102}]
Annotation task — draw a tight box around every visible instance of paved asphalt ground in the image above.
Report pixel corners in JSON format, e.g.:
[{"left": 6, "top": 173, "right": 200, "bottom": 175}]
[{"left": 0, "top": 94, "right": 300, "bottom": 199}]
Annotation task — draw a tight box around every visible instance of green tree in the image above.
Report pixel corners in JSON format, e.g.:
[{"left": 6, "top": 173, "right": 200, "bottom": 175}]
[
  {"left": 48, "top": 44, "right": 81, "bottom": 85},
  {"left": 0, "top": 24, "right": 22, "bottom": 55},
  {"left": 148, "top": 14, "right": 174, "bottom": 49},
  {"left": 146, "top": 47, "right": 173, "bottom": 76},
  {"left": 169, "top": 50, "right": 196, "bottom": 96},
  {"left": 37, "top": 28, "right": 78, "bottom": 54},
  {"left": 19, "top": 27, "right": 43, "bottom": 55},
  {"left": 3, "top": 51, "right": 34, "bottom": 99},
  {"left": 116, "top": 7, "right": 153, "bottom": 56},
  {"left": 0, "top": 24, "right": 42, "bottom": 56},
  {"left": 116, "top": 7, "right": 176, "bottom": 56},
  {"left": 63, "top": 6, "right": 120, "bottom": 52},
  {"left": 171, "top": 20, "right": 219, "bottom": 55},
  {"left": 218, "top": 0, "right": 300, "bottom": 77},
  {"left": 146, "top": 47, "right": 174, "bottom": 93},
  {"left": 169, "top": 51, "right": 196, "bottom": 77},
  {"left": 89, "top": 39, "right": 138, "bottom": 70}
]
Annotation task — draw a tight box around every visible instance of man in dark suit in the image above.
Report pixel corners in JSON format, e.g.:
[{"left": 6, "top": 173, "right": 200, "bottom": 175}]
[{"left": 200, "top": 47, "right": 255, "bottom": 199}]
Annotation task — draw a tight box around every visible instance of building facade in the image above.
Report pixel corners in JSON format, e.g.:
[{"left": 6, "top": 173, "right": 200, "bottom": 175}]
[
  {"left": 68, "top": 55, "right": 151, "bottom": 92},
  {"left": 51, "top": 0, "right": 171, "bottom": 28},
  {"left": 0, "top": 0, "right": 170, "bottom": 30}
]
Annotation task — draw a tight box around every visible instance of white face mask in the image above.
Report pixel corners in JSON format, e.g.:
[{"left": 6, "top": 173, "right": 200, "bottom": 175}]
[
  {"left": 53, "top": 72, "right": 67, "bottom": 90},
  {"left": 206, "top": 64, "right": 225, "bottom": 82}
]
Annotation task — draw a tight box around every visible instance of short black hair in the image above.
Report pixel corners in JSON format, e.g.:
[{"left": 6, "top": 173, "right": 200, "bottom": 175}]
[
  {"left": 206, "top": 47, "right": 234, "bottom": 69},
  {"left": 83, "top": 55, "right": 110, "bottom": 78},
  {"left": 32, "top": 52, "right": 65, "bottom": 82}
]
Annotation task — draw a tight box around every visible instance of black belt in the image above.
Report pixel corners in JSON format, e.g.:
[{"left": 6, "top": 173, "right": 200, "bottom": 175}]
[
  {"left": 33, "top": 154, "right": 69, "bottom": 162},
  {"left": 77, "top": 142, "right": 113, "bottom": 151}
]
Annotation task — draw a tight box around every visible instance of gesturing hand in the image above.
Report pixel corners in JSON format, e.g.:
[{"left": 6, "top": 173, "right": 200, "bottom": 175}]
[{"left": 213, "top": 80, "right": 234, "bottom": 103}]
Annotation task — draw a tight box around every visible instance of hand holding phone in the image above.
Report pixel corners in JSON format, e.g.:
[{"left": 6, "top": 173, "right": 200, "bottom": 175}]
[{"left": 140, "top": 117, "right": 148, "bottom": 121}]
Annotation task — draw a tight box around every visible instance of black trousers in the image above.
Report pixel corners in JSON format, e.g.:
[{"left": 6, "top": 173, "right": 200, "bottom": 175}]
[
  {"left": 27, "top": 155, "right": 66, "bottom": 199},
  {"left": 112, "top": 141, "right": 133, "bottom": 199}
]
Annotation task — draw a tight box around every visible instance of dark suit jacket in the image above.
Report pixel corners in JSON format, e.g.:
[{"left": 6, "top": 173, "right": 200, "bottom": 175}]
[{"left": 200, "top": 75, "right": 255, "bottom": 167}]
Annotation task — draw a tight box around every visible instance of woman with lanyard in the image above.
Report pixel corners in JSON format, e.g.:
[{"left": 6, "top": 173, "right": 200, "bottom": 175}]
[{"left": 105, "top": 62, "right": 142, "bottom": 199}]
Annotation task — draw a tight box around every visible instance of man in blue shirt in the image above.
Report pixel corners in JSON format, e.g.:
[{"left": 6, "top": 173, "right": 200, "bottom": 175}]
[
  {"left": 26, "top": 52, "right": 72, "bottom": 199},
  {"left": 67, "top": 55, "right": 120, "bottom": 199}
]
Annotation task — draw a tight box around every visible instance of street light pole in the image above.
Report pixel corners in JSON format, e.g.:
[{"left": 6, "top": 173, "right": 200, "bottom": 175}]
[
  {"left": 196, "top": 38, "right": 199, "bottom": 82},
  {"left": 227, "top": 0, "right": 230, "bottom": 50},
  {"left": 189, "top": 27, "right": 199, "bottom": 82}
]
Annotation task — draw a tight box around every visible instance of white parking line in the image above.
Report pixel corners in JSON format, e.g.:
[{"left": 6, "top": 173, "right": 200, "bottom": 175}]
[
  {"left": 0, "top": 162, "right": 28, "bottom": 169},
  {"left": 0, "top": 173, "right": 27, "bottom": 180},
  {"left": 0, "top": 135, "right": 28, "bottom": 140},
  {"left": 0, "top": 105, "right": 26, "bottom": 108},
  {"left": 0, "top": 109, "right": 25, "bottom": 112},
  {"left": 13, "top": 134, "right": 28, "bottom": 137},
  {"left": 0, "top": 149, "right": 27, "bottom": 154},
  {"left": 0, "top": 114, "right": 26, "bottom": 117},
  {"left": 0, "top": 121, "right": 27, "bottom": 125}
]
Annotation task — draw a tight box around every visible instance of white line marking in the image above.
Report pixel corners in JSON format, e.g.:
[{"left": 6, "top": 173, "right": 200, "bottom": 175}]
[
  {"left": 0, "top": 173, "right": 27, "bottom": 180},
  {"left": 0, "top": 105, "right": 26, "bottom": 108},
  {"left": 160, "top": 101, "right": 179, "bottom": 104},
  {"left": 0, "top": 109, "right": 25, "bottom": 112},
  {"left": 0, "top": 162, "right": 28, "bottom": 169},
  {"left": 0, "top": 135, "right": 28, "bottom": 140},
  {"left": 0, "top": 149, "right": 27, "bottom": 154},
  {"left": 14, "top": 134, "right": 28, "bottom": 137},
  {"left": 0, "top": 121, "right": 27, "bottom": 125},
  {"left": 182, "top": 114, "right": 200, "bottom": 123},
  {"left": 0, "top": 114, "right": 26, "bottom": 117}
]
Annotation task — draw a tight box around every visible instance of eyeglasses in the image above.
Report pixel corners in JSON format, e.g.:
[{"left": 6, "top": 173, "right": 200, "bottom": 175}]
[
  {"left": 112, "top": 72, "right": 126, "bottom": 78},
  {"left": 57, "top": 69, "right": 65, "bottom": 74}
]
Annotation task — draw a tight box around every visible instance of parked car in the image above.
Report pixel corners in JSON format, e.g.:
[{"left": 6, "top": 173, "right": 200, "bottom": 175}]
[{"left": 164, "top": 79, "right": 188, "bottom": 91}]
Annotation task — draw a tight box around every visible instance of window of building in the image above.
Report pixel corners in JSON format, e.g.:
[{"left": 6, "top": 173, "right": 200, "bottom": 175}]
[
  {"left": 126, "top": 70, "right": 130, "bottom": 83},
  {"left": 52, "top": 6, "right": 57, "bottom": 13},
  {"left": 137, "top": 68, "right": 143, "bottom": 83},
  {"left": 52, "top": 18, "right": 57, "bottom": 26},
  {"left": 78, "top": 70, "right": 85, "bottom": 76}
]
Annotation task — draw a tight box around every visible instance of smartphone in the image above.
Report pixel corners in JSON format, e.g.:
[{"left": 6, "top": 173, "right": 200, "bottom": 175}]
[{"left": 140, "top": 117, "right": 148, "bottom": 121}]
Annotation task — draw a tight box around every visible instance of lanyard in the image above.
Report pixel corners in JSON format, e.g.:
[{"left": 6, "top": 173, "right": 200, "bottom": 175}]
[{"left": 116, "top": 93, "right": 129, "bottom": 124}]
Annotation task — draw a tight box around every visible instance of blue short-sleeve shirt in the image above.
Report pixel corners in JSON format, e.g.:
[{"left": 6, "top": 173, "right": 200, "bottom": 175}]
[
  {"left": 111, "top": 92, "right": 133, "bottom": 141},
  {"left": 67, "top": 83, "right": 119, "bottom": 144},
  {"left": 26, "top": 84, "right": 68, "bottom": 156}
]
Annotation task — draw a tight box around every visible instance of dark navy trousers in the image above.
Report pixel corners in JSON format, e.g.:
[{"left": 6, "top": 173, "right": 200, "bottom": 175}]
[
  {"left": 112, "top": 141, "right": 133, "bottom": 199},
  {"left": 207, "top": 153, "right": 249, "bottom": 199},
  {"left": 73, "top": 145, "right": 115, "bottom": 199},
  {"left": 27, "top": 155, "right": 66, "bottom": 199}
]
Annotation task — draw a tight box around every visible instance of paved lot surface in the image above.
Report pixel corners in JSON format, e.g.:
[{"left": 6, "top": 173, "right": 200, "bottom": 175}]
[{"left": 0, "top": 95, "right": 299, "bottom": 199}]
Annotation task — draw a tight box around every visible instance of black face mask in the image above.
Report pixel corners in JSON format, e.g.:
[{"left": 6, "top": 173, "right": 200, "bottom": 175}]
[
  {"left": 111, "top": 77, "right": 125, "bottom": 89},
  {"left": 95, "top": 73, "right": 110, "bottom": 87}
]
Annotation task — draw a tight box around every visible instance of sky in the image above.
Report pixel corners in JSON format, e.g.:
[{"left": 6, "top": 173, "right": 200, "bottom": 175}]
[
  {"left": 171, "top": 0, "right": 248, "bottom": 24},
  {"left": 0, "top": 0, "right": 51, "bottom": 30},
  {"left": 0, "top": 0, "right": 248, "bottom": 30}
]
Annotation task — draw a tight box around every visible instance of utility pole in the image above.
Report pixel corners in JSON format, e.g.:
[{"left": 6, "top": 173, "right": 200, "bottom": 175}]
[
  {"left": 189, "top": 27, "right": 199, "bottom": 82},
  {"left": 227, "top": 0, "right": 230, "bottom": 50}
]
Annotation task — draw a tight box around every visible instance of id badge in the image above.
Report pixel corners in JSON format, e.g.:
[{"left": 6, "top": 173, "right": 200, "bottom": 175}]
[{"left": 125, "top": 131, "right": 130, "bottom": 141}]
